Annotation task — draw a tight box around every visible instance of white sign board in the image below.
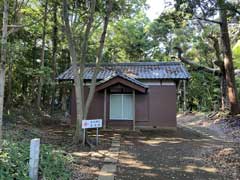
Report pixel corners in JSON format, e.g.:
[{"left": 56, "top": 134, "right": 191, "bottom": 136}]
[{"left": 82, "top": 119, "right": 102, "bottom": 129}]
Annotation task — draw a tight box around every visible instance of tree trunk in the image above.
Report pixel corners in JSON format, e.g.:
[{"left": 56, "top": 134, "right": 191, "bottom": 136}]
[
  {"left": 37, "top": 0, "right": 48, "bottom": 108},
  {"left": 220, "top": 73, "right": 228, "bottom": 110},
  {"left": 79, "top": 0, "right": 96, "bottom": 122},
  {"left": 31, "top": 38, "right": 37, "bottom": 103},
  {"left": 82, "top": 0, "right": 112, "bottom": 147},
  {"left": 63, "top": 0, "right": 112, "bottom": 144},
  {"left": 208, "top": 35, "right": 228, "bottom": 110},
  {"left": 218, "top": 0, "right": 240, "bottom": 114},
  {"left": 61, "top": 85, "right": 67, "bottom": 111},
  {"left": 51, "top": 1, "right": 58, "bottom": 113},
  {"left": 0, "top": 0, "right": 8, "bottom": 151},
  {"left": 6, "top": 46, "right": 13, "bottom": 108},
  {"left": 63, "top": 0, "right": 84, "bottom": 143},
  {"left": 84, "top": 0, "right": 113, "bottom": 118}
]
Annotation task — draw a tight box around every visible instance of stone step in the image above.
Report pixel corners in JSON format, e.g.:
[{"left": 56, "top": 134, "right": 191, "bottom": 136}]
[
  {"left": 111, "top": 142, "right": 120, "bottom": 147},
  {"left": 104, "top": 157, "right": 118, "bottom": 163},
  {"left": 106, "top": 152, "right": 119, "bottom": 158},
  {"left": 101, "top": 164, "right": 117, "bottom": 173},
  {"left": 98, "top": 174, "right": 114, "bottom": 180},
  {"left": 112, "top": 140, "right": 120, "bottom": 144},
  {"left": 98, "top": 134, "right": 121, "bottom": 180},
  {"left": 109, "top": 147, "right": 119, "bottom": 152}
]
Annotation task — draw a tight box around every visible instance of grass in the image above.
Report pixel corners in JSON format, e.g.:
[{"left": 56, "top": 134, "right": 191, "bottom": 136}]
[
  {"left": 1, "top": 108, "right": 112, "bottom": 180},
  {"left": 0, "top": 134, "right": 73, "bottom": 180}
]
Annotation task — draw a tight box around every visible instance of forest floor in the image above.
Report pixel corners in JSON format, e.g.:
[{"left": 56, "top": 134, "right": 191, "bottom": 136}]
[
  {"left": 177, "top": 112, "right": 240, "bottom": 142},
  {"left": 2, "top": 110, "right": 240, "bottom": 180},
  {"left": 177, "top": 113, "right": 240, "bottom": 180}
]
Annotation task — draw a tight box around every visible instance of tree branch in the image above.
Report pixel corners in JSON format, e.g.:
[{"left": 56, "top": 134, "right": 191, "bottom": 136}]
[
  {"left": 81, "top": 0, "right": 96, "bottom": 65},
  {"left": 174, "top": 47, "right": 240, "bottom": 76},
  {"left": 173, "top": 47, "right": 221, "bottom": 75},
  {"left": 193, "top": 15, "right": 222, "bottom": 24},
  {"left": 6, "top": 8, "right": 53, "bottom": 36},
  {"left": 207, "top": 35, "right": 224, "bottom": 70},
  {"left": 225, "top": 2, "right": 240, "bottom": 15}
]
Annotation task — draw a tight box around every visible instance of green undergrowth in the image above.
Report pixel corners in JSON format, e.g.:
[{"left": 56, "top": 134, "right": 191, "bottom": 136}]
[
  {"left": 0, "top": 139, "right": 73, "bottom": 180},
  {"left": 3, "top": 107, "right": 65, "bottom": 127}
]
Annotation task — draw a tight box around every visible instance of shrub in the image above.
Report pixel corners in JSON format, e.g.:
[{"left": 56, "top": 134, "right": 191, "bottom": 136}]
[
  {"left": 0, "top": 141, "right": 30, "bottom": 180},
  {"left": 0, "top": 140, "right": 73, "bottom": 180}
]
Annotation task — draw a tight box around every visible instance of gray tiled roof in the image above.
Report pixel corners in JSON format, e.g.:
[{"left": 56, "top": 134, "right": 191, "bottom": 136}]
[
  {"left": 57, "top": 62, "right": 190, "bottom": 81},
  {"left": 96, "top": 72, "right": 148, "bottom": 88}
]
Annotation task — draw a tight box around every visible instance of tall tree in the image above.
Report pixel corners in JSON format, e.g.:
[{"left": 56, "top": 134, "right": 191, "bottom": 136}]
[
  {"left": 63, "top": 0, "right": 113, "bottom": 144},
  {"left": 218, "top": 0, "right": 239, "bottom": 114},
  {"left": 63, "top": 0, "right": 84, "bottom": 143},
  {"left": 104, "top": 11, "right": 152, "bottom": 62},
  {"left": 84, "top": 0, "right": 113, "bottom": 119},
  {"left": 148, "top": 10, "right": 228, "bottom": 110},
  {"left": 37, "top": 0, "right": 48, "bottom": 108},
  {"left": 51, "top": 0, "right": 58, "bottom": 113},
  {"left": 6, "top": 45, "right": 13, "bottom": 108},
  {"left": 0, "top": 0, "right": 8, "bottom": 150},
  {"left": 174, "top": 0, "right": 240, "bottom": 114}
]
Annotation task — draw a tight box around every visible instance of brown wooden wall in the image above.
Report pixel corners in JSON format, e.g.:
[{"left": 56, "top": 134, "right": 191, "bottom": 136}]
[{"left": 70, "top": 85, "right": 176, "bottom": 129}]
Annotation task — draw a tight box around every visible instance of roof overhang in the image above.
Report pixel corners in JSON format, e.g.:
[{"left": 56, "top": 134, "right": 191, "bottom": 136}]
[{"left": 95, "top": 75, "right": 148, "bottom": 93}]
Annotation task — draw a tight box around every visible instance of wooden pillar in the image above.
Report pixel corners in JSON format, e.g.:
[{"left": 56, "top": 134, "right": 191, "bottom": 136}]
[
  {"left": 61, "top": 84, "right": 67, "bottom": 111},
  {"left": 103, "top": 88, "right": 107, "bottom": 129},
  {"left": 177, "top": 80, "right": 182, "bottom": 110},
  {"left": 183, "top": 80, "right": 186, "bottom": 112},
  {"left": 133, "top": 90, "right": 136, "bottom": 131}
]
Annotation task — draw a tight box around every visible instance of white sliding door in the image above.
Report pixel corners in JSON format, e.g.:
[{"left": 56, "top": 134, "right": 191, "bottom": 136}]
[
  {"left": 122, "top": 94, "right": 133, "bottom": 119},
  {"left": 110, "top": 94, "right": 133, "bottom": 120},
  {"left": 110, "top": 94, "right": 122, "bottom": 119}
]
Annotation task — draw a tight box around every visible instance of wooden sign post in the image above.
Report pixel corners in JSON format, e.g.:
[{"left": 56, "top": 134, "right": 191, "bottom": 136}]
[
  {"left": 82, "top": 119, "right": 102, "bottom": 146},
  {"left": 29, "top": 138, "right": 40, "bottom": 180}
]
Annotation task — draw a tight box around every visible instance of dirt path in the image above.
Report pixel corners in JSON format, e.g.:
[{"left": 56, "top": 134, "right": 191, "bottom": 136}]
[{"left": 115, "top": 128, "right": 237, "bottom": 180}]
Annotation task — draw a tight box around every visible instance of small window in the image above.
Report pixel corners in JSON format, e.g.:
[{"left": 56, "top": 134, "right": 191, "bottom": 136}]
[{"left": 110, "top": 94, "right": 133, "bottom": 120}]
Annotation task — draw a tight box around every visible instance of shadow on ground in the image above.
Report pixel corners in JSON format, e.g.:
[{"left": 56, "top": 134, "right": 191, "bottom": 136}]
[{"left": 116, "top": 128, "right": 225, "bottom": 180}]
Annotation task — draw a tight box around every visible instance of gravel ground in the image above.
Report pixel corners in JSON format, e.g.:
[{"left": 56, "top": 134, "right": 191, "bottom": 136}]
[{"left": 116, "top": 128, "right": 238, "bottom": 180}]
